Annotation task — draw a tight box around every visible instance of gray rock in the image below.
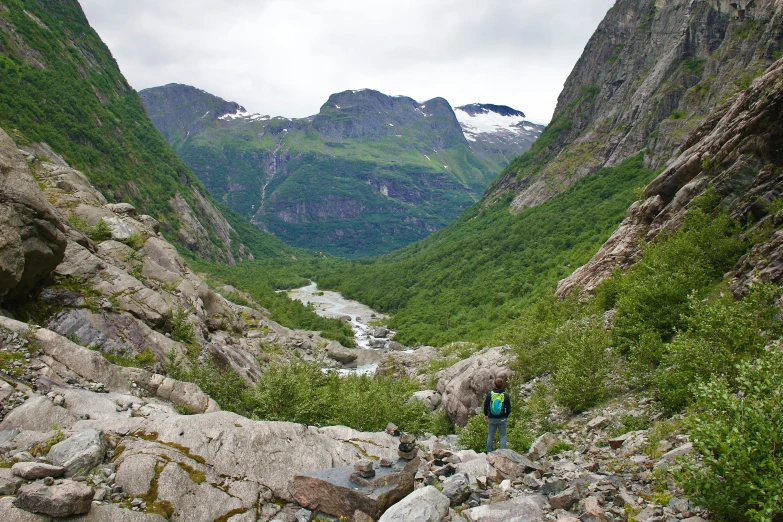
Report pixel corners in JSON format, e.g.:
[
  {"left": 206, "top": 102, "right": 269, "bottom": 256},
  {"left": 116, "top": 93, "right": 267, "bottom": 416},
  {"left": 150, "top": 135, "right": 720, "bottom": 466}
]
[
  {"left": 68, "top": 503, "right": 168, "bottom": 521},
  {"left": 655, "top": 443, "right": 693, "bottom": 467},
  {"left": 462, "top": 494, "right": 545, "bottom": 522},
  {"left": 440, "top": 473, "right": 470, "bottom": 506},
  {"left": 0, "top": 468, "right": 24, "bottom": 495},
  {"left": 325, "top": 342, "right": 358, "bottom": 364},
  {"left": 608, "top": 432, "right": 633, "bottom": 449},
  {"left": 47, "top": 429, "right": 106, "bottom": 477},
  {"left": 377, "top": 485, "right": 450, "bottom": 522},
  {"left": 294, "top": 508, "right": 313, "bottom": 522},
  {"left": 293, "top": 457, "right": 419, "bottom": 520},
  {"left": 11, "top": 462, "right": 65, "bottom": 480},
  {"left": 156, "top": 459, "right": 244, "bottom": 522},
  {"left": 548, "top": 486, "right": 581, "bottom": 510},
  {"left": 635, "top": 505, "right": 663, "bottom": 522},
  {"left": 0, "top": 396, "right": 79, "bottom": 432},
  {"left": 0, "top": 127, "right": 68, "bottom": 303},
  {"left": 436, "top": 347, "right": 511, "bottom": 426},
  {"left": 115, "top": 453, "right": 158, "bottom": 498},
  {"left": 527, "top": 432, "right": 559, "bottom": 461},
  {"left": 408, "top": 390, "right": 442, "bottom": 411},
  {"left": 13, "top": 480, "right": 94, "bottom": 518},
  {"left": 372, "top": 327, "right": 389, "bottom": 338},
  {"left": 486, "top": 449, "right": 541, "bottom": 478},
  {"left": 0, "top": 496, "right": 51, "bottom": 521}
]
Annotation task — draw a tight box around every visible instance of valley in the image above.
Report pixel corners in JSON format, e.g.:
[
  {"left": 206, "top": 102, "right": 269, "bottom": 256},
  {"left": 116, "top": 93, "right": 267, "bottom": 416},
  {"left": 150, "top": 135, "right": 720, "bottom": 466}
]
[
  {"left": 141, "top": 85, "right": 542, "bottom": 257},
  {"left": 1, "top": 0, "right": 782, "bottom": 522}
]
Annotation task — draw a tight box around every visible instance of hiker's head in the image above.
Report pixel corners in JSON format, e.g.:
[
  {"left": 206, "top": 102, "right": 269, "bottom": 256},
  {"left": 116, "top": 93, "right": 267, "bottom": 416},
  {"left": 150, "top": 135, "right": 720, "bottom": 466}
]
[{"left": 494, "top": 377, "right": 505, "bottom": 390}]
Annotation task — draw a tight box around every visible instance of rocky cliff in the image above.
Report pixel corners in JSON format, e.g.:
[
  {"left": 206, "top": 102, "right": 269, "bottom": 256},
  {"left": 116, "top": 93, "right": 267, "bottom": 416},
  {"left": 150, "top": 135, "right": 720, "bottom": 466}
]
[
  {"left": 487, "top": 0, "right": 782, "bottom": 213},
  {"left": 558, "top": 56, "right": 783, "bottom": 296},
  {"left": 140, "top": 85, "right": 533, "bottom": 257}
]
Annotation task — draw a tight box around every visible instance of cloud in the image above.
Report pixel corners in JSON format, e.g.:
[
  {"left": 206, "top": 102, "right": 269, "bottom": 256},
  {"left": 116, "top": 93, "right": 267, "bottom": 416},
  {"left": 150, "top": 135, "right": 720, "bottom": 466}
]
[{"left": 80, "top": 0, "right": 615, "bottom": 123}]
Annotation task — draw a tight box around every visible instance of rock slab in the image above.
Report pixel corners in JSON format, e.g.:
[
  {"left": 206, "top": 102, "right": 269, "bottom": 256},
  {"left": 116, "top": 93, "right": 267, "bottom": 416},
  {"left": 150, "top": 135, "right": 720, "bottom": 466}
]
[
  {"left": 377, "top": 485, "right": 450, "bottom": 522},
  {"left": 47, "top": 429, "right": 106, "bottom": 477},
  {"left": 13, "top": 480, "right": 94, "bottom": 517},
  {"left": 293, "top": 457, "right": 419, "bottom": 520}
]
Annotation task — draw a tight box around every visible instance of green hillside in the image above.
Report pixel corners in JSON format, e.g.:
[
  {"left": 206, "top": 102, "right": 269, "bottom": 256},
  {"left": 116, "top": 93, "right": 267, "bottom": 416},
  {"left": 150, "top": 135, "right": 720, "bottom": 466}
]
[
  {"left": 313, "top": 155, "right": 656, "bottom": 345},
  {"left": 0, "top": 0, "right": 295, "bottom": 263},
  {"left": 141, "top": 86, "right": 502, "bottom": 257}
]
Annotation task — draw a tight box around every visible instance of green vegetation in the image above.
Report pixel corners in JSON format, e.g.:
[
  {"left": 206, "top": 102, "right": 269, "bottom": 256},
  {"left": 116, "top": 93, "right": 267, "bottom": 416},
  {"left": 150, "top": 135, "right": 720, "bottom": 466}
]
[
  {"left": 67, "top": 215, "right": 112, "bottom": 242},
  {"left": 168, "top": 357, "right": 447, "bottom": 434},
  {"left": 679, "top": 353, "right": 783, "bottom": 522},
  {"left": 313, "top": 155, "right": 656, "bottom": 346},
  {"left": 0, "top": 0, "right": 297, "bottom": 263}
]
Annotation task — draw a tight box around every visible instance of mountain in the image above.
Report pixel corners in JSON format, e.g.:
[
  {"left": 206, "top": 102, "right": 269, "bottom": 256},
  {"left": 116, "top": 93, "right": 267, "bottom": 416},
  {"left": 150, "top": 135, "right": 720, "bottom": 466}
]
[
  {"left": 454, "top": 103, "right": 545, "bottom": 171},
  {"left": 487, "top": 0, "right": 783, "bottom": 213},
  {"left": 140, "top": 85, "right": 531, "bottom": 257},
  {"left": 313, "top": 0, "right": 783, "bottom": 346},
  {"left": 0, "top": 0, "right": 296, "bottom": 264}
]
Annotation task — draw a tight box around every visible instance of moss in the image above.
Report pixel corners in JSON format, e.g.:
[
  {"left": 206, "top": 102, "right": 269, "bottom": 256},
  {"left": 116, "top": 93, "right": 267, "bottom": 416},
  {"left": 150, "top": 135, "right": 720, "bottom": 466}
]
[
  {"left": 129, "top": 430, "right": 207, "bottom": 465},
  {"left": 113, "top": 444, "right": 126, "bottom": 460},
  {"left": 214, "top": 508, "right": 249, "bottom": 522},
  {"left": 177, "top": 462, "right": 206, "bottom": 484}
]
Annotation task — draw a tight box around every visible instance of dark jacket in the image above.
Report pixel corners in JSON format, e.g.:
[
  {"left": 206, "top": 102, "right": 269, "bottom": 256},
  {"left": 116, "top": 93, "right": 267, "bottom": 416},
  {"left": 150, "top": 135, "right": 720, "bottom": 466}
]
[{"left": 483, "top": 388, "right": 511, "bottom": 419}]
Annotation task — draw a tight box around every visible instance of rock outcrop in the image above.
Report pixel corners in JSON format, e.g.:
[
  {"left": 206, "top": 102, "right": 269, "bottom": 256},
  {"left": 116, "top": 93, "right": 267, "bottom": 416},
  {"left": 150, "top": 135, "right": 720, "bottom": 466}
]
[
  {"left": 0, "top": 127, "right": 67, "bottom": 303},
  {"left": 488, "top": 0, "right": 783, "bottom": 214},
  {"left": 558, "top": 57, "right": 783, "bottom": 295},
  {"left": 436, "top": 347, "right": 512, "bottom": 426}
]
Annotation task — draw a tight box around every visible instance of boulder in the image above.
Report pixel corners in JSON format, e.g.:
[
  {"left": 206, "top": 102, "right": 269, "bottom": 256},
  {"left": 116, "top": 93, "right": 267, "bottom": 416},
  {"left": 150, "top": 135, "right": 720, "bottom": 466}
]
[
  {"left": 440, "top": 473, "right": 471, "bottom": 506},
  {"left": 486, "top": 449, "right": 541, "bottom": 478},
  {"left": 0, "top": 496, "right": 51, "bottom": 521},
  {"left": 527, "top": 432, "right": 559, "bottom": 461},
  {"left": 11, "top": 462, "right": 65, "bottom": 480},
  {"left": 325, "top": 342, "right": 358, "bottom": 364},
  {"left": 372, "top": 327, "right": 390, "bottom": 338},
  {"left": 0, "top": 127, "right": 68, "bottom": 302},
  {"left": 454, "top": 454, "right": 501, "bottom": 487},
  {"left": 548, "top": 486, "right": 581, "bottom": 510},
  {"left": 579, "top": 496, "right": 610, "bottom": 522},
  {"left": 608, "top": 432, "right": 633, "bottom": 449},
  {"left": 462, "top": 495, "right": 545, "bottom": 522},
  {"left": 377, "top": 485, "right": 450, "bottom": 522},
  {"left": 408, "top": 390, "right": 442, "bottom": 411},
  {"left": 436, "top": 347, "right": 511, "bottom": 426},
  {"left": 0, "top": 396, "right": 79, "bottom": 432},
  {"left": 46, "top": 429, "right": 106, "bottom": 477},
  {"left": 0, "top": 468, "right": 24, "bottom": 495},
  {"left": 13, "top": 480, "right": 94, "bottom": 518},
  {"left": 292, "top": 457, "right": 419, "bottom": 520}
]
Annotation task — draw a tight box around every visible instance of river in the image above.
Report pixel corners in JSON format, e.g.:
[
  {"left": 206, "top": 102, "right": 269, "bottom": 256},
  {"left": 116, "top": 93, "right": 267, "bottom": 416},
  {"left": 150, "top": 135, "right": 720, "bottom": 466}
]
[{"left": 286, "top": 282, "right": 391, "bottom": 375}]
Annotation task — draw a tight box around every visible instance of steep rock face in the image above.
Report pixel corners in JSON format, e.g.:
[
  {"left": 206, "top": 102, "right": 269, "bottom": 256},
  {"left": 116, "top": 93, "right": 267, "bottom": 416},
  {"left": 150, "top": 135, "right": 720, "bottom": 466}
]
[
  {"left": 140, "top": 85, "right": 515, "bottom": 257},
  {"left": 0, "top": 128, "right": 67, "bottom": 303},
  {"left": 558, "top": 57, "right": 783, "bottom": 295},
  {"left": 455, "top": 103, "right": 545, "bottom": 171},
  {"left": 488, "top": 0, "right": 782, "bottom": 213}
]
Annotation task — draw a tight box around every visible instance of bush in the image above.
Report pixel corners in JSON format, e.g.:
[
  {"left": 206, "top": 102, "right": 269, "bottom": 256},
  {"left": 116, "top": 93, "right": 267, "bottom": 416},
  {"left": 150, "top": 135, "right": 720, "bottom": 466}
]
[
  {"left": 612, "top": 208, "right": 747, "bottom": 356},
  {"left": 678, "top": 352, "right": 783, "bottom": 522},
  {"left": 654, "top": 284, "right": 783, "bottom": 412},
  {"left": 550, "top": 316, "right": 613, "bottom": 412}
]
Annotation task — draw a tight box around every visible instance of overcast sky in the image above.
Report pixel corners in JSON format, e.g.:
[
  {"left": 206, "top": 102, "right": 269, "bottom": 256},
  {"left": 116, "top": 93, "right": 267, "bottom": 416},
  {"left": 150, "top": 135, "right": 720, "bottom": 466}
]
[{"left": 80, "top": 0, "right": 615, "bottom": 124}]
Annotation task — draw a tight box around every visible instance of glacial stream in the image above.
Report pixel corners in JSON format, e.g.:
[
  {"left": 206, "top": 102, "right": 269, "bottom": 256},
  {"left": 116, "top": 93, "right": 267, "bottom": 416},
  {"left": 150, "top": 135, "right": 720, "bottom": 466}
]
[{"left": 286, "top": 282, "right": 390, "bottom": 375}]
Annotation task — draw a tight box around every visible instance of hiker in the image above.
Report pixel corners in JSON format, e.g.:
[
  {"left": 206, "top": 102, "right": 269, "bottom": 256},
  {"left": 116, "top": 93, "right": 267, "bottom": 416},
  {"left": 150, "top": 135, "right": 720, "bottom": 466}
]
[{"left": 483, "top": 376, "right": 511, "bottom": 453}]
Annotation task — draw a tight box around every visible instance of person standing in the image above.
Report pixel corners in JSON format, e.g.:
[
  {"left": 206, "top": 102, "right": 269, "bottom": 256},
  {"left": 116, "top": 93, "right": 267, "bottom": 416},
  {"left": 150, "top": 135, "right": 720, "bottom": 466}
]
[{"left": 484, "top": 377, "right": 511, "bottom": 453}]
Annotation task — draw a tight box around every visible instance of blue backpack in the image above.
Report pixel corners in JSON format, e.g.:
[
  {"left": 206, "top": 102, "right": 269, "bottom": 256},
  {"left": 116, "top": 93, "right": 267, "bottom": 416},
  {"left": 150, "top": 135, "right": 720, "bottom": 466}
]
[{"left": 489, "top": 391, "right": 505, "bottom": 415}]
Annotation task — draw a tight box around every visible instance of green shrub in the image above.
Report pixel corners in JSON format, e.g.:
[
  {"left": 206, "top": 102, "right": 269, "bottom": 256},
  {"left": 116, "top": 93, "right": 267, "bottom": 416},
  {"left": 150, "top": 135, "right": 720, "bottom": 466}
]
[
  {"left": 612, "top": 208, "right": 747, "bottom": 356},
  {"left": 123, "top": 232, "right": 145, "bottom": 250},
  {"left": 167, "top": 308, "right": 197, "bottom": 346},
  {"left": 550, "top": 316, "right": 613, "bottom": 412},
  {"left": 678, "top": 352, "right": 783, "bottom": 522},
  {"left": 654, "top": 284, "right": 783, "bottom": 412},
  {"left": 68, "top": 215, "right": 113, "bottom": 242}
]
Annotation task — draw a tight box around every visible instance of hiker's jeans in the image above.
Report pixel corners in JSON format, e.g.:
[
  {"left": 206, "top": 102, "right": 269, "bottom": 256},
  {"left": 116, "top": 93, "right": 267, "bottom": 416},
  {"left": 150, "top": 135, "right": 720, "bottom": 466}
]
[{"left": 487, "top": 417, "right": 507, "bottom": 453}]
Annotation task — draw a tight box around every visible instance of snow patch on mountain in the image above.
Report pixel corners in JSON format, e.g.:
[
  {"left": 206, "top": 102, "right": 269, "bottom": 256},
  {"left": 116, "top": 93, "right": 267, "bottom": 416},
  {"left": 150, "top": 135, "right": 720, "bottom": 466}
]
[
  {"left": 455, "top": 106, "right": 528, "bottom": 136},
  {"left": 219, "top": 107, "right": 270, "bottom": 122}
]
